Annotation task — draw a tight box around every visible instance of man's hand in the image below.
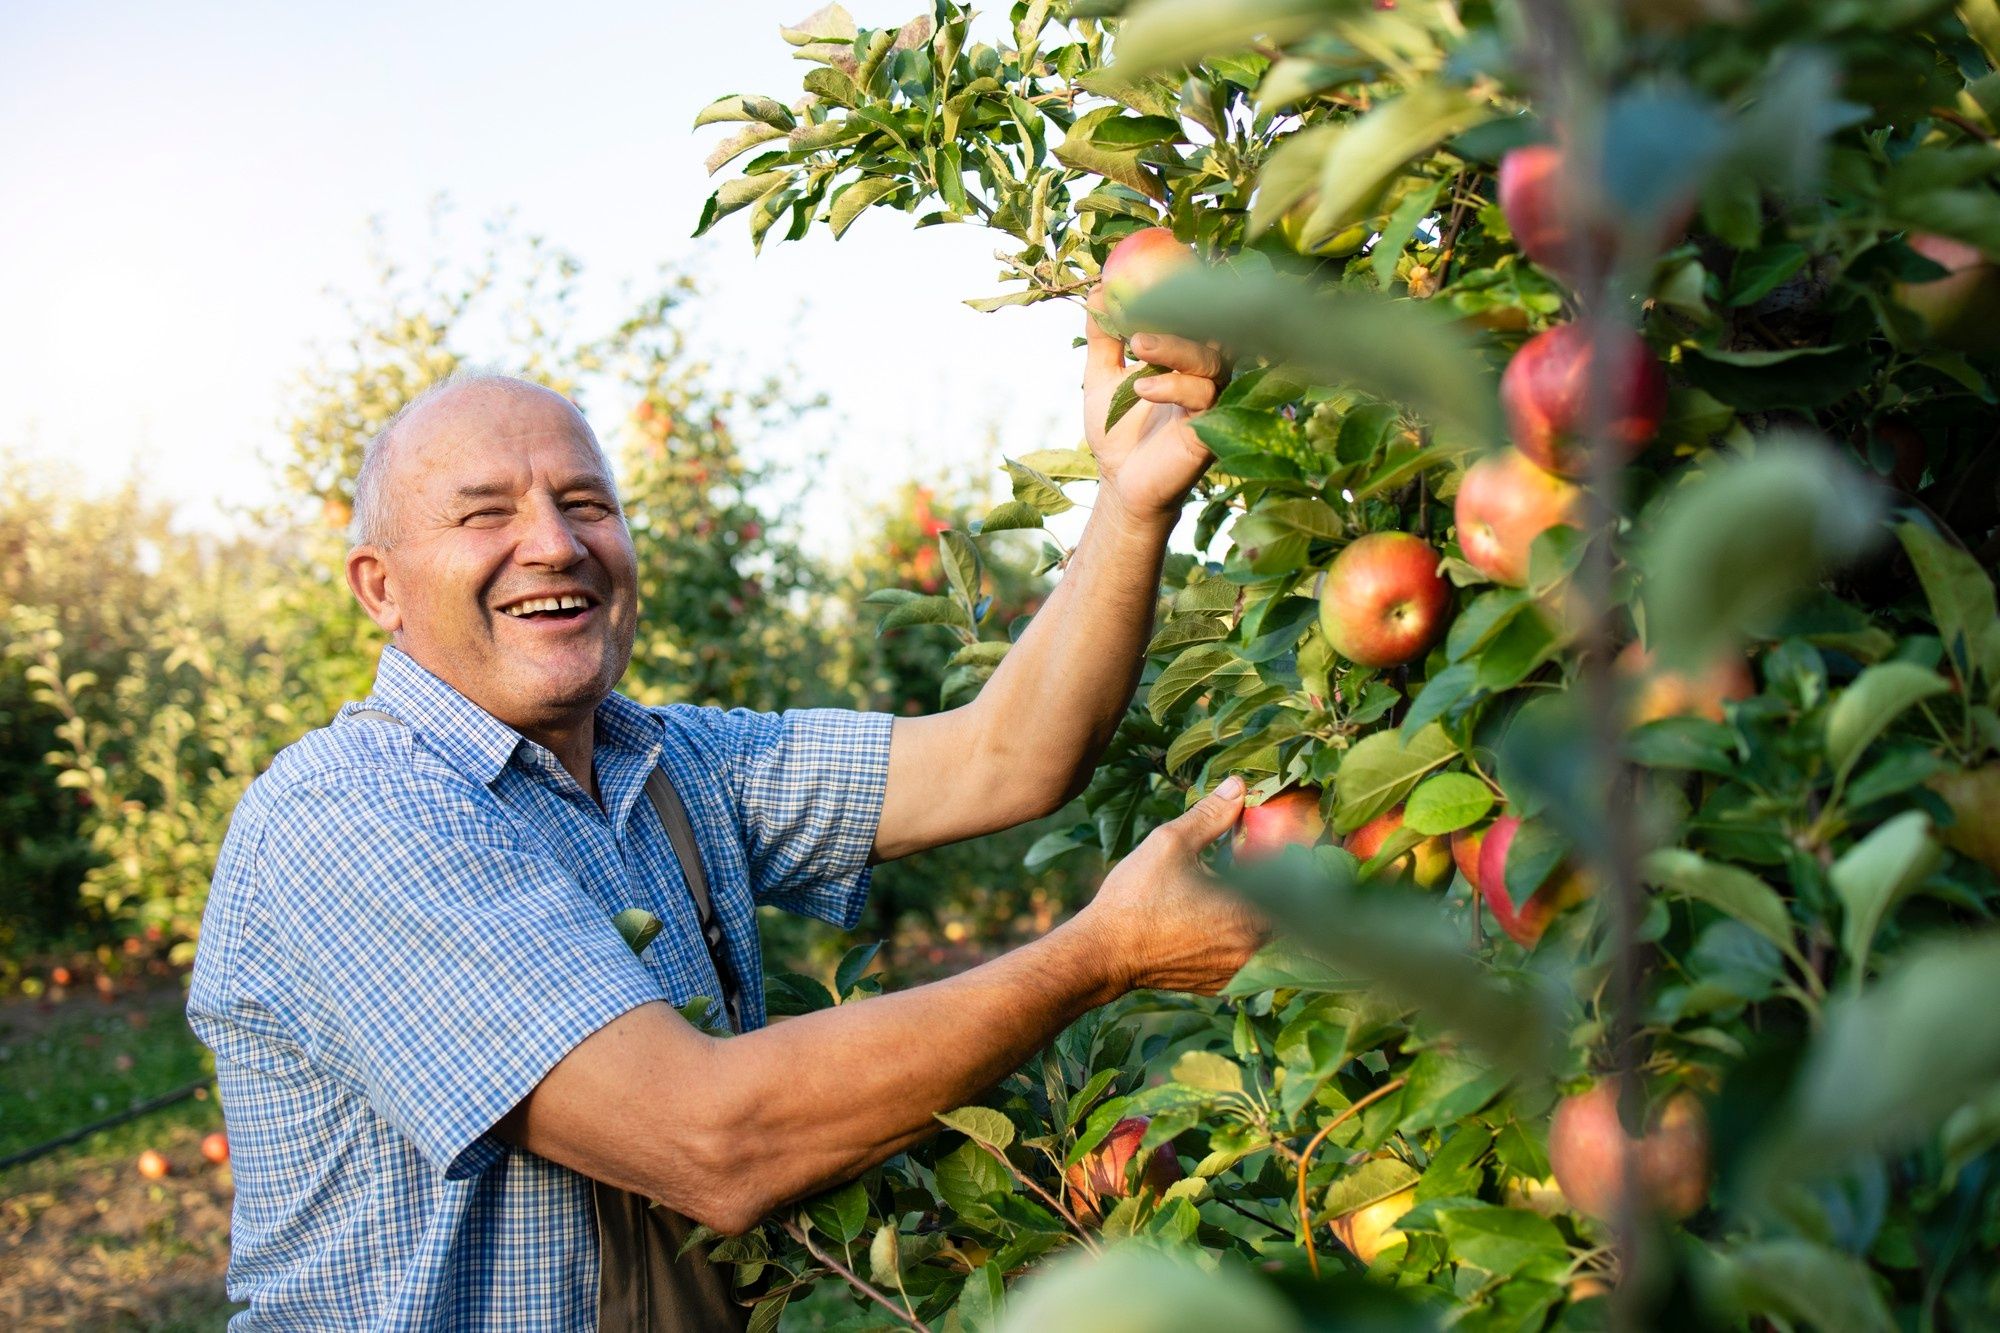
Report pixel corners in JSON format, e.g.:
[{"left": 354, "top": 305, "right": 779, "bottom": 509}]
[
  {"left": 1083, "top": 293, "right": 1229, "bottom": 522},
  {"left": 1078, "top": 776, "right": 1268, "bottom": 995}
]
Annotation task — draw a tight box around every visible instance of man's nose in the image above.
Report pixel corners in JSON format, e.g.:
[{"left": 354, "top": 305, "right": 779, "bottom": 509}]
[{"left": 515, "top": 496, "right": 589, "bottom": 566}]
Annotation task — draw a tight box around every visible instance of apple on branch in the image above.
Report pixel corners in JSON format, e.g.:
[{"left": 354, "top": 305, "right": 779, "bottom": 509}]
[
  {"left": 1454, "top": 448, "right": 1584, "bottom": 587},
  {"left": 1549, "top": 1080, "right": 1710, "bottom": 1221},
  {"left": 1318, "top": 532, "right": 1452, "bottom": 669},
  {"left": 1065, "top": 1115, "right": 1183, "bottom": 1225},
  {"left": 1097, "top": 225, "right": 1196, "bottom": 341},
  {"left": 1476, "top": 815, "right": 1593, "bottom": 948},
  {"left": 1501, "top": 324, "right": 1667, "bottom": 479},
  {"left": 1613, "top": 641, "right": 1754, "bottom": 726},
  {"left": 1343, "top": 804, "right": 1452, "bottom": 887},
  {"left": 1234, "top": 786, "right": 1326, "bottom": 861},
  {"left": 1330, "top": 1183, "right": 1417, "bottom": 1264},
  {"left": 1893, "top": 233, "right": 2000, "bottom": 361},
  {"left": 1498, "top": 143, "right": 1694, "bottom": 285}
]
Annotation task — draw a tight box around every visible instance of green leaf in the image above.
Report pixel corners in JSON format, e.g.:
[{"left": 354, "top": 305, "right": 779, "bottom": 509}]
[
  {"left": 1402, "top": 772, "right": 1493, "bottom": 836},
  {"left": 1005, "top": 458, "right": 1075, "bottom": 515},
  {"left": 1714, "top": 1240, "right": 1896, "bottom": 1333},
  {"left": 805, "top": 1179, "right": 869, "bottom": 1245},
  {"left": 935, "top": 1139, "right": 1011, "bottom": 1214},
  {"left": 1148, "top": 643, "right": 1254, "bottom": 721},
  {"left": 1642, "top": 849, "right": 1801, "bottom": 966},
  {"left": 745, "top": 1292, "right": 787, "bottom": 1333},
  {"left": 1897, "top": 522, "right": 2000, "bottom": 687},
  {"left": 693, "top": 94, "right": 797, "bottom": 130},
  {"left": 957, "top": 1260, "right": 1005, "bottom": 1332},
  {"left": 1125, "top": 266, "right": 1497, "bottom": 447},
  {"left": 1825, "top": 662, "right": 1949, "bottom": 786},
  {"left": 1434, "top": 1203, "right": 1567, "bottom": 1281},
  {"left": 1398, "top": 1049, "right": 1508, "bottom": 1133},
  {"left": 1320, "top": 1156, "right": 1420, "bottom": 1219},
  {"left": 937, "top": 1105, "right": 1017, "bottom": 1151},
  {"left": 612, "top": 908, "right": 663, "bottom": 956},
  {"left": 1639, "top": 436, "right": 1883, "bottom": 674},
  {"left": 1100, "top": 0, "right": 1332, "bottom": 80},
  {"left": 1105, "top": 364, "right": 1169, "bottom": 432},
  {"left": 1296, "top": 85, "right": 1492, "bottom": 240},
  {"left": 940, "top": 530, "right": 983, "bottom": 612},
  {"left": 1053, "top": 104, "right": 1165, "bottom": 201},
  {"left": 1726, "top": 242, "right": 1809, "bottom": 307},
  {"left": 1016, "top": 447, "right": 1099, "bottom": 480},
  {"left": 1171, "top": 1050, "right": 1246, "bottom": 1094},
  {"left": 1680, "top": 344, "right": 1873, "bottom": 411},
  {"left": 828, "top": 176, "right": 905, "bottom": 239},
  {"left": 1333, "top": 723, "right": 1459, "bottom": 833},
  {"left": 877, "top": 595, "right": 971, "bottom": 632},
  {"left": 1149, "top": 615, "right": 1230, "bottom": 656},
  {"left": 973, "top": 500, "right": 1044, "bottom": 534},
  {"left": 1831, "top": 811, "right": 1943, "bottom": 980},
  {"left": 834, "top": 941, "right": 881, "bottom": 998}
]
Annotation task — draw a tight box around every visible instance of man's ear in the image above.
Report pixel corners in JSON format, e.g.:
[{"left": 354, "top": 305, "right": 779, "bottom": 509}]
[{"left": 346, "top": 546, "right": 403, "bottom": 634}]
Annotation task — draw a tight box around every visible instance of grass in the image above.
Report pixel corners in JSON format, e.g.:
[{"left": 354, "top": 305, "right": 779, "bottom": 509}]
[{"left": 1, "top": 978, "right": 241, "bottom": 1330}]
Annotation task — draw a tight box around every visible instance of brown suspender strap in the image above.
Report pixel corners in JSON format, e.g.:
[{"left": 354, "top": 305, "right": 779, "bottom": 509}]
[{"left": 349, "top": 707, "right": 750, "bottom": 1331}]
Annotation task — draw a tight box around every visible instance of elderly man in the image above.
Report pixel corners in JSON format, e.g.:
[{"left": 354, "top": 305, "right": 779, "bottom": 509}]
[{"left": 189, "top": 308, "right": 1264, "bottom": 1331}]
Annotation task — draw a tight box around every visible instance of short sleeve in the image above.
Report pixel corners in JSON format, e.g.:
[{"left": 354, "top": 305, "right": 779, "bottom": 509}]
[
  {"left": 676, "top": 706, "right": 892, "bottom": 929},
  {"left": 251, "top": 778, "right": 665, "bottom": 1179}
]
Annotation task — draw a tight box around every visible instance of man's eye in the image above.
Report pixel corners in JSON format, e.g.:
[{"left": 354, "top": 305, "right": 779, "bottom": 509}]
[
  {"left": 566, "top": 500, "right": 614, "bottom": 517},
  {"left": 463, "top": 509, "right": 509, "bottom": 523}
]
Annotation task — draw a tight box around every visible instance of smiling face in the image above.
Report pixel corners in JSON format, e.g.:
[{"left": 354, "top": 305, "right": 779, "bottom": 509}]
[{"left": 345, "top": 379, "right": 639, "bottom": 738}]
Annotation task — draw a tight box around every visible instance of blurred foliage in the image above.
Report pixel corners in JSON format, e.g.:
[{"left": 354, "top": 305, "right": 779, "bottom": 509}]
[{"left": 687, "top": 0, "right": 2000, "bottom": 1328}]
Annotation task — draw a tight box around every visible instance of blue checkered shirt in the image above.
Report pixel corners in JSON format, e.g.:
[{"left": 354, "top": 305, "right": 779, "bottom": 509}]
[{"left": 188, "top": 646, "right": 892, "bottom": 1330}]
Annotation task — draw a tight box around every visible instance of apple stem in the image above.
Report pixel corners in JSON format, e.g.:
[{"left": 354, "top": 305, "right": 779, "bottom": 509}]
[
  {"left": 780, "top": 1216, "right": 934, "bottom": 1333},
  {"left": 1293, "top": 1076, "right": 1409, "bottom": 1279}
]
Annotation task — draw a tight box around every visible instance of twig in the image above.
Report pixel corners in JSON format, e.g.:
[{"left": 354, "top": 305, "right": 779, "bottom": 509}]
[
  {"left": 780, "top": 1216, "right": 933, "bottom": 1333},
  {"left": 976, "top": 1142, "right": 1102, "bottom": 1254},
  {"left": 1929, "top": 105, "right": 1998, "bottom": 143},
  {"left": 1294, "top": 1076, "right": 1410, "bottom": 1278}
]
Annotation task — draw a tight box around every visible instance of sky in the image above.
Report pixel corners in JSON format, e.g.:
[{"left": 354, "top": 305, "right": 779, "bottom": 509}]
[{"left": 0, "top": 0, "right": 1090, "bottom": 552}]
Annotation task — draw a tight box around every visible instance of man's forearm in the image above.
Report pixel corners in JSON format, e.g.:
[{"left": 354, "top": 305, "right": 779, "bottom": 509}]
[
  {"left": 693, "top": 914, "right": 1125, "bottom": 1230},
  {"left": 966, "top": 491, "right": 1175, "bottom": 812}
]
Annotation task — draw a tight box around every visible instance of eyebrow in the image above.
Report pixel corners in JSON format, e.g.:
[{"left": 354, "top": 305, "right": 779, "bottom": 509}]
[{"left": 450, "top": 475, "right": 618, "bottom": 503}]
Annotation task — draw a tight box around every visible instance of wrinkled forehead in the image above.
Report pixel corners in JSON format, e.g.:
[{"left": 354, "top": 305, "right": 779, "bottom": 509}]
[{"left": 393, "top": 381, "right": 615, "bottom": 498}]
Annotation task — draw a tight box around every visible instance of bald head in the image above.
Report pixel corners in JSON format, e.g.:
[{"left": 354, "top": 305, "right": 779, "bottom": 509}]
[{"left": 350, "top": 372, "right": 614, "bottom": 549}]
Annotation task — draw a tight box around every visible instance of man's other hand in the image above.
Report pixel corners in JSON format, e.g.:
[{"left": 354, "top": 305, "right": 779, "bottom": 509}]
[
  {"left": 1081, "top": 776, "right": 1269, "bottom": 996},
  {"left": 1083, "top": 291, "right": 1227, "bottom": 523}
]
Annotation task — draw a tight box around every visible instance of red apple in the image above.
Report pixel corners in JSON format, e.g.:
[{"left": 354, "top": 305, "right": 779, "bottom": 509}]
[
  {"left": 1499, "top": 145, "right": 1612, "bottom": 282},
  {"left": 1476, "top": 816, "right": 1593, "bottom": 948},
  {"left": 1894, "top": 233, "right": 2000, "bottom": 360},
  {"left": 1318, "top": 532, "right": 1451, "bottom": 668},
  {"left": 1234, "top": 786, "right": 1327, "bottom": 861},
  {"left": 1501, "top": 324, "right": 1667, "bottom": 479},
  {"left": 1344, "top": 805, "right": 1452, "bottom": 887},
  {"left": 1098, "top": 226, "right": 1196, "bottom": 335},
  {"left": 1450, "top": 825, "right": 1488, "bottom": 892},
  {"left": 1454, "top": 449, "right": 1585, "bottom": 587},
  {"left": 201, "top": 1131, "right": 231, "bottom": 1165},
  {"left": 137, "top": 1148, "right": 170, "bottom": 1180},
  {"left": 1614, "top": 642, "right": 1754, "bottom": 726},
  {"left": 1549, "top": 1081, "right": 1709, "bottom": 1222},
  {"left": 1066, "top": 1115, "right": 1183, "bottom": 1223},
  {"left": 1330, "top": 1184, "right": 1417, "bottom": 1264}
]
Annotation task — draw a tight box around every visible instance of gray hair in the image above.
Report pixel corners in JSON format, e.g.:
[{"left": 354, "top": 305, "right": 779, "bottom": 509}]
[{"left": 347, "top": 368, "right": 612, "bottom": 548}]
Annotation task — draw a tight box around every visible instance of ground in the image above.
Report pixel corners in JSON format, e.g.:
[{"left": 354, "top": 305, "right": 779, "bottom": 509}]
[{"left": 0, "top": 974, "right": 239, "bottom": 1331}]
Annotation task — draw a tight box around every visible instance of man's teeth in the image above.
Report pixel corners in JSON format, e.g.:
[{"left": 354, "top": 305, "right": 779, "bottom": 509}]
[{"left": 501, "top": 595, "right": 591, "bottom": 618}]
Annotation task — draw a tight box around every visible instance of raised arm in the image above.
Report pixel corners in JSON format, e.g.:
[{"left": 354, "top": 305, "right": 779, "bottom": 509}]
[
  {"left": 498, "top": 780, "right": 1258, "bottom": 1234},
  {"left": 870, "top": 305, "right": 1227, "bottom": 862}
]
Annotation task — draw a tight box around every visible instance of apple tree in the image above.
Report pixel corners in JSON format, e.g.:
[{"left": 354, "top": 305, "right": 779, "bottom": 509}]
[{"left": 689, "top": 1, "right": 2000, "bottom": 1329}]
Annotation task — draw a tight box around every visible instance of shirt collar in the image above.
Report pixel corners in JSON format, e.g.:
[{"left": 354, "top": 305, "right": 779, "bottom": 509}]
[{"left": 363, "top": 646, "right": 664, "bottom": 787}]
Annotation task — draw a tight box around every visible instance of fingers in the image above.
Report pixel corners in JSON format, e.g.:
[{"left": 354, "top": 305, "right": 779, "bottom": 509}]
[
  {"left": 1128, "top": 333, "right": 1226, "bottom": 380},
  {"left": 1171, "top": 774, "right": 1246, "bottom": 848},
  {"left": 1083, "top": 289, "right": 1127, "bottom": 381},
  {"left": 1133, "top": 371, "right": 1220, "bottom": 415}
]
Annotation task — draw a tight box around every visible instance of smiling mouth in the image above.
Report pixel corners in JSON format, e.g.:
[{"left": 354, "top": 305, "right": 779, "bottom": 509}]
[{"left": 496, "top": 594, "right": 597, "bottom": 623}]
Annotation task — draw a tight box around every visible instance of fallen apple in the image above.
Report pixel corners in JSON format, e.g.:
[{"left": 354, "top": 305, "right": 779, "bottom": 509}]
[
  {"left": 1344, "top": 805, "right": 1452, "bottom": 887},
  {"left": 1454, "top": 448, "right": 1585, "bottom": 587},
  {"left": 1066, "top": 1115, "right": 1183, "bottom": 1224},
  {"left": 1549, "top": 1080, "right": 1710, "bottom": 1222},
  {"left": 1501, "top": 324, "right": 1667, "bottom": 479},
  {"left": 1234, "top": 786, "right": 1327, "bottom": 861},
  {"left": 201, "top": 1131, "right": 231, "bottom": 1165},
  {"left": 1318, "top": 532, "right": 1452, "bottom": 668},
  {"left": 1476, "top": 815, "right": 1593, "bottom": 948},
  {"left": 137, "top": 1148, "right": 170, "bottom": 1180}
]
